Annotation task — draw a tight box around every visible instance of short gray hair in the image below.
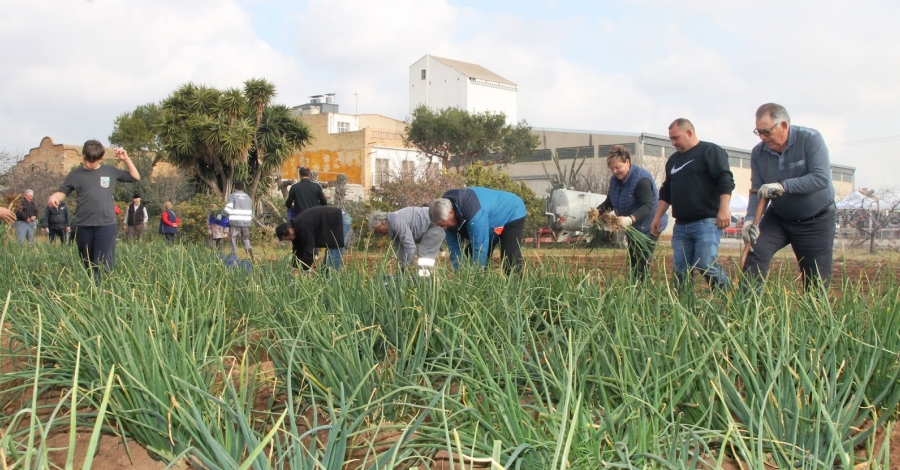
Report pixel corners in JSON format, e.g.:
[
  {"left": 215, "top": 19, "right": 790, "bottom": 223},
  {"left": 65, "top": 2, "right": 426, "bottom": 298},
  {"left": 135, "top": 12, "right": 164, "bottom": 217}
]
[
  {"left": 756, "top": 103, "right": 791, "bottom": 125},
  {"left": 429, "top": 198, "right": 453, "bottom": 224},
  {"left": 367, "top": 211, "right": 389, "bottom": 231},
  {"left": 24, "top": 189, "right": 34, "bottom": 196}
]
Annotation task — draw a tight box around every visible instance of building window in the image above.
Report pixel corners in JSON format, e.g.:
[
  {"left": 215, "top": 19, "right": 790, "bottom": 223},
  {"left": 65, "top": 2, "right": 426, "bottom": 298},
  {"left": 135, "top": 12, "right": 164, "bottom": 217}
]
[
  {"left": 429, "top": 161, "right": 442, "bottom": 175},
  {"left": 337, "top": 121, "right": 350, "bottom": 133},
  {"left": 375, "top": 158, "right": 389, "bottom": 187},
  {"left": 401, "top": 160, "right": 416, "bottom": 176},
  {"left": 421, "top": 69, "right": 426, "bottom": 80}
]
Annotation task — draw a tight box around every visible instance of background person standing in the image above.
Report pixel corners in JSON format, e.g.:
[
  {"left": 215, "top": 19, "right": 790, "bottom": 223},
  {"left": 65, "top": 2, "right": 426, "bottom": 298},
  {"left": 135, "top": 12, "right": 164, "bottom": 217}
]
[
  {"left": 742, "top": 103, "right": 836, "bottom": 291},
  {"left": 159, "top": 201, "right": 180, "bottom": 244},
  {"left": 123, "top": 193, "right": 148, "bottom": 241},
  {"left": 223, "top": 181, "right": 254, "bottom": 260},
  {"left": 15, "top": 189, "right": 39, "bottom": 245},
  {"left": 43, "top": 200, "right": 71, "bottom": 243},
  {"left": 651, "top": 118, "right": 734, "bottom": 291},
  {"left": 285, "top": 167, "right": 327, "bottom": 218},
  {"left": 207, "top": 203, "right": 229, "bottom": 250}
]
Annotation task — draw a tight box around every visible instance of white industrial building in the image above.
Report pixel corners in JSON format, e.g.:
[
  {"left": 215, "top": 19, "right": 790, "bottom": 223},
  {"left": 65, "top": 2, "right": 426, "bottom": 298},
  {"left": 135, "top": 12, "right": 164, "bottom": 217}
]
[{"left": 409, "top": 54, "right": 518, "bottom": 125}]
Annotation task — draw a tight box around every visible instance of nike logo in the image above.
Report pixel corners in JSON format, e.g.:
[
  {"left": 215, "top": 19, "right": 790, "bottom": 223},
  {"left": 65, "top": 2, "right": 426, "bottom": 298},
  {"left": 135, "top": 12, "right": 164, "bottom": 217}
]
[{"left": 671, "top": 159, "right": 694, "bottom": 174}]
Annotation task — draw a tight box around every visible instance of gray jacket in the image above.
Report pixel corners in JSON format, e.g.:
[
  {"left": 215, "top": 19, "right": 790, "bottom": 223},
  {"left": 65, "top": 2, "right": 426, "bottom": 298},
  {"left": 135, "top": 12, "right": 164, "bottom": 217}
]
[
  {"left": 747, "top": 125, "right": 835, "bottom": 221},
  {"left": 388, "top": 207, "right": 441, "bottom": 267}
]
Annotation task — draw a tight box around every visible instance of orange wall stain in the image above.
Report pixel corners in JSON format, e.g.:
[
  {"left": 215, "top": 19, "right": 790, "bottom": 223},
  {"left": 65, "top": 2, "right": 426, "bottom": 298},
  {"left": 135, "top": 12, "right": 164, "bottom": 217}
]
[{"left": 281, "top": 149, "right": 363, "bottom": 184}]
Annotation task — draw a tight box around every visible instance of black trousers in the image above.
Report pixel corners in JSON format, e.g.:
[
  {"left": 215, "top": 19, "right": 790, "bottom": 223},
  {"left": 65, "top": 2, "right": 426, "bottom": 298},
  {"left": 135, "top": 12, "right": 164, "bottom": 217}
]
[
  {"left": 486, "top": 216, "right": 526, "bottom": 274},
  {"left": 75, "top": 224, "right": 118, "bottom": 281},
  {"left": 743, "top": 205, "right": 835, "bottom": 290},
  {"left": 48, "top": 228, "right": 66, "bottom": 243},
  {"left": 626, "top": 232, "right": 658, "bottom": 282}
]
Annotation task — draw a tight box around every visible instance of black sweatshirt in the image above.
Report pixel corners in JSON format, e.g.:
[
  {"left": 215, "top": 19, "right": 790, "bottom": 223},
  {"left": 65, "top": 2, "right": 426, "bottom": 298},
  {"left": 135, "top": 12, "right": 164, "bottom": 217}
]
[{"left": 658, "top": 141, "right": 734, "bottom": 223}]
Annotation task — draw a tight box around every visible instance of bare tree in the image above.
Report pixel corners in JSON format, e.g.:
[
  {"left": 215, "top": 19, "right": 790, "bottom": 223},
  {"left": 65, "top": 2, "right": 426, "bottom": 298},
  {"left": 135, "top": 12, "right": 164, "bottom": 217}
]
[
  {"left": 640, "top": 154, "right": 669, "bottom": 188},
  {"left": 0, "top": 151, "right": 66, "bottom": 216},
  {"left": 370, "top": 160, "right": 465, "bottom": 210},
  {"left": 840, "top": 187, "right": 900, "bottom": 253},
  {"left": 575, "top": 164, "right": 612, "bottom": 195}
]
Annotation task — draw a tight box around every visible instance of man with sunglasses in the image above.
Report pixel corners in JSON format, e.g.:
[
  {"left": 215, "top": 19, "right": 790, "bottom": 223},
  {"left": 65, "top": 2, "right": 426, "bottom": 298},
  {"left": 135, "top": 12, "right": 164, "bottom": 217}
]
[{"left": 742, "top": 103, "right": 836, "bottom": 291}]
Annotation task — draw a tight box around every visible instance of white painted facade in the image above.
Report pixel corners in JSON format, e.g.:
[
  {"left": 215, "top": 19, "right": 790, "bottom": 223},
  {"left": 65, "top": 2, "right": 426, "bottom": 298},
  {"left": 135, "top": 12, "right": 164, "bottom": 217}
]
[
  {"left": 370, "top": 146, "right": 442, "bottom": 186},
  {"left": 327, "top": 113, "right": 359, "bottom": 134},
  {"left": 409, "top": 54, "right": 518, "bottom": 125}
]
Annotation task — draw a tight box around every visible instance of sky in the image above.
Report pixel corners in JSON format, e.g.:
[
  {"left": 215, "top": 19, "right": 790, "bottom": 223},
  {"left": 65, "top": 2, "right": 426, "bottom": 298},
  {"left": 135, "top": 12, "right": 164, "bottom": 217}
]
[{"left": 2, "top": 0, "right": 899, "bottom": 190}]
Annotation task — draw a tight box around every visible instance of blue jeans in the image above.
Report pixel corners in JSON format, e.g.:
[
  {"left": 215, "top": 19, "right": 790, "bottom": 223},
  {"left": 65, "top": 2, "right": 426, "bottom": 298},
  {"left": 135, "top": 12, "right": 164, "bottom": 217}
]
[
  {"left": 671, "top": 218, "right": 729, "bottom": 291},
  {"left": 323, "top": 211, "right": 351, "bottom": 271},
  {"left": 15, "top": 221, "right": 35, "bottom": 245}
]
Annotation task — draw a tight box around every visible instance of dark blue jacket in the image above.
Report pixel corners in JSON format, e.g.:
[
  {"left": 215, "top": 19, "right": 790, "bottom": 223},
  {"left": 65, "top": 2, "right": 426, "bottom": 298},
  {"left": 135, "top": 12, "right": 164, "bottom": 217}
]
[
  {"left": 441, "top": 187, "right": 526, "bottom": 268},
  {"left": 159, "top": 209, "right": 179, "bottom": 235},
  {"left": 608, "top": 165, "right": 666, "bottom": 236}
]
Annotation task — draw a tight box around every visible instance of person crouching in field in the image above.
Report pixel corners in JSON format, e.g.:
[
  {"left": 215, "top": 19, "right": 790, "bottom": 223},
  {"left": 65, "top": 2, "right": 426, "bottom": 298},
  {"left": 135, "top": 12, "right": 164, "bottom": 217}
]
[
  {"left": 275, "top": 206, "right": 351, "bottom": 273},
  {"left": 368, "top": 207, "right": 445, "bottom": 276},
  {"left": 47, "top": 140, "right": 140, "bottom": 282},
  {"left": 429, "top": 187, "right": 526, "bottom": 275}
]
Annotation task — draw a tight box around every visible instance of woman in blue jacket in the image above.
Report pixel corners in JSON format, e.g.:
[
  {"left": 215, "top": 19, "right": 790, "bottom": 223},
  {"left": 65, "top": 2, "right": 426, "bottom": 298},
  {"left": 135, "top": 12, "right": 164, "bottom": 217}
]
[
  {"left": 429, "top": 187, "right": 526, "bottom": 274},
  {"left": 597, "top": 145, "right": 667, "bottom": 281}
]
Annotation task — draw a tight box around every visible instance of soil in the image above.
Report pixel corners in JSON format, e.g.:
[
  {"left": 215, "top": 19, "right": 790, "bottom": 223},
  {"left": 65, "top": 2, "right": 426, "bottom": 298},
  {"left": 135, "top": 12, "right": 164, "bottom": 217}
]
[{"left": 3, "top": 246, "right": 899, "bottom": 469}]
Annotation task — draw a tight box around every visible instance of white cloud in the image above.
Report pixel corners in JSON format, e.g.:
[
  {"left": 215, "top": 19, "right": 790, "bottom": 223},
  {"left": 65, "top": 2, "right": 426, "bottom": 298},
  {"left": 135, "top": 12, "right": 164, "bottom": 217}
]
[{"left": 0, "top": 0, "right": 306, "bottom": 152}]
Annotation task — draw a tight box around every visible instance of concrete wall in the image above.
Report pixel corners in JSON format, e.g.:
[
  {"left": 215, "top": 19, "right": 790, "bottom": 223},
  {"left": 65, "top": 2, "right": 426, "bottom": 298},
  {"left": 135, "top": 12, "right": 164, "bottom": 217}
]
[{"left": 466, "top": 79, "right": 517, "bottom": 124}]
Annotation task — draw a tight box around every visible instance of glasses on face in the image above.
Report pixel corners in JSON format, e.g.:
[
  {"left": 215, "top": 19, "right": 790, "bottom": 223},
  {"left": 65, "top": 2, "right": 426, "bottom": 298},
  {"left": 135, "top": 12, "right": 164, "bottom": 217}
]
[{"left": 753, "top": 122, "right": 780, "bottom": 137}]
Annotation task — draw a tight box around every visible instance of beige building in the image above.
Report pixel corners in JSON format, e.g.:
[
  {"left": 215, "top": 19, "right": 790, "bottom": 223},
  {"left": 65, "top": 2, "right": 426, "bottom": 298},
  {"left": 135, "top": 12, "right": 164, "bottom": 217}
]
[
  {"left": 17, "top": 136, "right": 111, "bottom": 174},
  {"left": 282, "top": 97, "right": 439, "bottom": 200},
  {"left": 14, "top": 136, "right": 176, "bottom": 179}
]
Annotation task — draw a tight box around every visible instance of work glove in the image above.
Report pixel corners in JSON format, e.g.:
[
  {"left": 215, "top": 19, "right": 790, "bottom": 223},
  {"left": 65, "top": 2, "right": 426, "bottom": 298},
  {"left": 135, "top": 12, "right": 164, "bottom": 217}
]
[
  {"left": 759, "top": 182, "right": 784, "bottom": 198},
  {"left": 417, "top": 258, "right": 436, "bottom": 278},
  {"left": 617, "top": 216, "right": 633, "bottom": 228},
  {"left": 742, "top": 220, "right": 759, "bottom": 244}
]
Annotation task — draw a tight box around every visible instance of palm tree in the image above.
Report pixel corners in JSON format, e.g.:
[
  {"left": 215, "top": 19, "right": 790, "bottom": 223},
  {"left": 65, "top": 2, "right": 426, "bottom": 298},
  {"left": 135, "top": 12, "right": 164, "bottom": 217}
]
[{"left": 157, "top": 79, "right": 311, "bottom": 201}]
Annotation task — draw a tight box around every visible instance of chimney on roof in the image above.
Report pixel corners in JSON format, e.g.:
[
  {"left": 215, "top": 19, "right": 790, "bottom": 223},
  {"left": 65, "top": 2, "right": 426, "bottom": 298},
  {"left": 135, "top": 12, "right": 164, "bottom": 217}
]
[{"left": 325, "top": 93, "right": 334, "bottom": 104}]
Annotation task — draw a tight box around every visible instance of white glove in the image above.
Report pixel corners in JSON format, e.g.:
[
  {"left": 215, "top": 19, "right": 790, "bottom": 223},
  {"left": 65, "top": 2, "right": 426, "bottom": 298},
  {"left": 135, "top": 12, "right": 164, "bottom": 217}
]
[
  {"left": 617, "top": 216, "right": 633, "bottom": 228},
  {"left": 742, "top": 220, "right": 759, "bottom": 244},
  {"left": 759, "top": 182, "right": 784, "bottom": 198},
  {"left": 417, "top": 257, "right": 435, "bottom": 277}
]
